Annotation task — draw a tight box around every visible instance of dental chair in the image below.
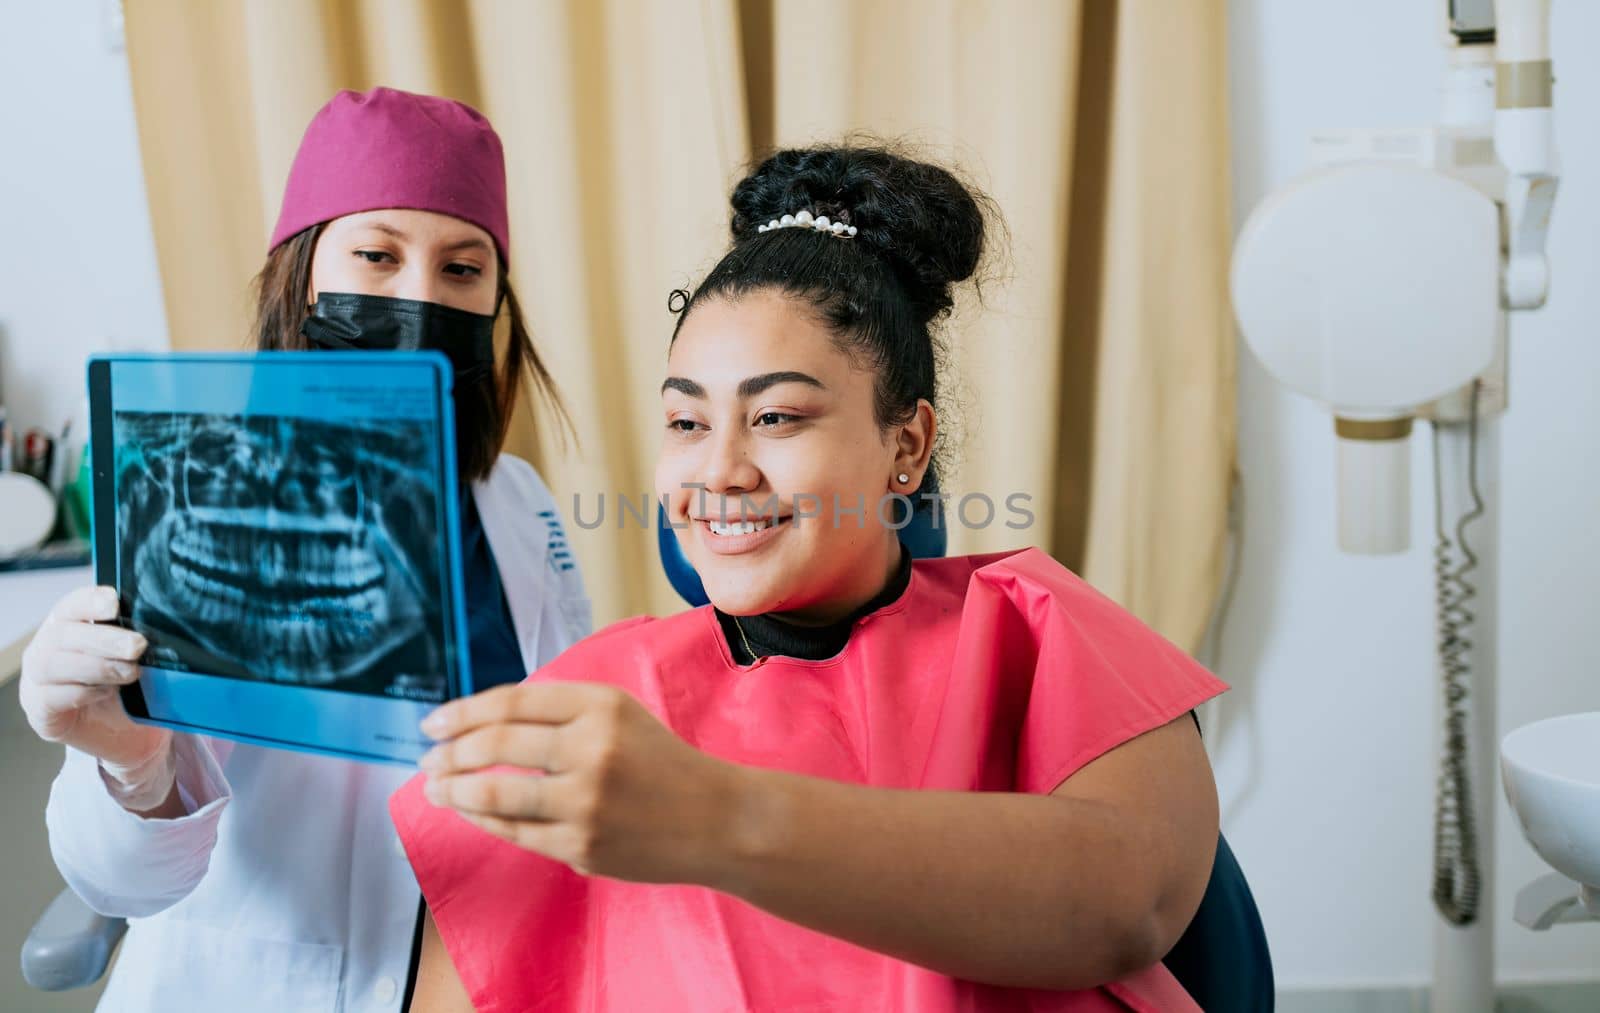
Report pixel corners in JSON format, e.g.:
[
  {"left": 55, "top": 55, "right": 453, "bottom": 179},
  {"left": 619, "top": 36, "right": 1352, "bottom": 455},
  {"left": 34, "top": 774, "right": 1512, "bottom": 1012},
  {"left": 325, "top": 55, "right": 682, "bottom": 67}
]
[
  {"left": 20, "top": 889, "right": 125, "bottom": 991},
  {"left": 657, "top": 490, "right": 1276, "bottom": 1012},
  {"left": 23, "top": 494, "right": 1274, "bottom": 1010}
]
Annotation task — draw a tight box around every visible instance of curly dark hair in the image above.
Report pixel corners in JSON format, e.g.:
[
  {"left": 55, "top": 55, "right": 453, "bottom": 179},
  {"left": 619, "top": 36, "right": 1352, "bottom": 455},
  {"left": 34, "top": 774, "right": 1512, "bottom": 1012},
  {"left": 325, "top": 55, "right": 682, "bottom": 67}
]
[{"left": 672, "top": 142, "right": 999, "bottom": 504}]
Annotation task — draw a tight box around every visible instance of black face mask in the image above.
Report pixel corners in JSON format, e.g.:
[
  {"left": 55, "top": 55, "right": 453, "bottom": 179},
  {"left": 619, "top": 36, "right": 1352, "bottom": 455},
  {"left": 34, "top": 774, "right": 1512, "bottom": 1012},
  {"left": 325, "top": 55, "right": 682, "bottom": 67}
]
[{"left": 302, "top": 292, "right": 501, "bottom": 481}]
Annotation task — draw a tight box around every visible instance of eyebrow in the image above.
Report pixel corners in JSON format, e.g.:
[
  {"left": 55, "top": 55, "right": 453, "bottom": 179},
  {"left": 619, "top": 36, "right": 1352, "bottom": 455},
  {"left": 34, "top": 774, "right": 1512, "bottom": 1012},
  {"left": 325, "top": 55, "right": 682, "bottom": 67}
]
[
  {"left": 364, "top": 223, "right": 410, "bottom": 240},
  {"left": 361, "top": 223, "right": 492, "bottom": 255},
  {"left": 661, "top": 377, "right": 706, "bottom": 398},
  {"left": 441, "top": 236, "right": 494, "bottom": 255},
  {"left": 660, "top": 371, "right": 827, "bottom": 399}
]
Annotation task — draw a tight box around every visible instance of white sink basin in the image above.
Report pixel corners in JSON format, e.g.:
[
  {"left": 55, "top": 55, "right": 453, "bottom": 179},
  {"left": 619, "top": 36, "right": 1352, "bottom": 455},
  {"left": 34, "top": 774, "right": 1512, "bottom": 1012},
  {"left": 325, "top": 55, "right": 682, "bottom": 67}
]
[{"left": 1502, "top": 712, "right": 1600, "bottom": 915}]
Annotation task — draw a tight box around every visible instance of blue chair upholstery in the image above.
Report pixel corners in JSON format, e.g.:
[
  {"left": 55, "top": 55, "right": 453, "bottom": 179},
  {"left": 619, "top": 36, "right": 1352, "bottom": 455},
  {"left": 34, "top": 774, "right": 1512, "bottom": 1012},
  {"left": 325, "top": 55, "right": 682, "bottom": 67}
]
[
  {"left": 1163, "top": 834, "right": 1274, "bottom": 1010},
  {"left": 657, "top": 492, "right": 1274, "bottom": 1010}
]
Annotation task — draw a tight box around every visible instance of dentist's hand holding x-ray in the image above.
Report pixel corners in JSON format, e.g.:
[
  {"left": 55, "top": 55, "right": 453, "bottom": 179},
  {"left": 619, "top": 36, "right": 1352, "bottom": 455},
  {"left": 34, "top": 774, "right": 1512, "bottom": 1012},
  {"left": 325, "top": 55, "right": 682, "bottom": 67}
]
[{"left": 20, "top": 586, "right": 176, "bottom": 814}]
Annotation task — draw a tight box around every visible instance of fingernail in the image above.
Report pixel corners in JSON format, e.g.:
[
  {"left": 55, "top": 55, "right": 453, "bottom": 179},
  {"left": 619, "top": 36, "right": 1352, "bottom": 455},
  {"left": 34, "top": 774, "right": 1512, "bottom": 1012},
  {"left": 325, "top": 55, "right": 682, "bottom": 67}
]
[
  {"left": 420, "top": 709, "right": 450, "bottom": 737},
  {"left": 418, "top": 748, "right": 439, "bottom": 772},
  {"left": 423, "top": 777, "right": 443, "bottom": 804}
]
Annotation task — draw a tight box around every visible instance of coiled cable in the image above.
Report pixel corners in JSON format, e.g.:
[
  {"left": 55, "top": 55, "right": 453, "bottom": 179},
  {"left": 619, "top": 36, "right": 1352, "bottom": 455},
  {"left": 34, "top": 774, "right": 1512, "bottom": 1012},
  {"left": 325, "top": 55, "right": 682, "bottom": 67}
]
[{"left": 1429, "top": 379, "right": 1485, "bottom": 926}]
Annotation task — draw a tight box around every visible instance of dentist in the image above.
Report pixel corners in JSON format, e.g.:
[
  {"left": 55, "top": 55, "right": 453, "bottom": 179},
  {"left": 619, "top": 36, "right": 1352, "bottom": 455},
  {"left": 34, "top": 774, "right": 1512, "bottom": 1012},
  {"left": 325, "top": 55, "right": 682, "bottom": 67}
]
[{"left": 20, "top": 87, "right": 590, "bottom": 1011}]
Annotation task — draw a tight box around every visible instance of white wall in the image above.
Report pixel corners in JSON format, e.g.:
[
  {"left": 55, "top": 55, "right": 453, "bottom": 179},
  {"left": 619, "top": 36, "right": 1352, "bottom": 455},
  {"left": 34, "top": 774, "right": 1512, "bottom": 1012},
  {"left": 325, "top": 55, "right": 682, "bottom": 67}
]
[
  {"left": 1223, "top": 0, "right": 1600, "bottom": 989},
  {"left": 0, "top": 0, "right": 168, "bottom": 438}
]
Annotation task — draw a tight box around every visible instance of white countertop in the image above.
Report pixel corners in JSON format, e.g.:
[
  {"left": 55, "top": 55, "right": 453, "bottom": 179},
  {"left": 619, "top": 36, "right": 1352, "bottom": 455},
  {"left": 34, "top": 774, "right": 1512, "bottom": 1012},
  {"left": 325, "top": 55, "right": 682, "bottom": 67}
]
[{"left": 0, "top": 566, "right": 94, "bottom": 685}]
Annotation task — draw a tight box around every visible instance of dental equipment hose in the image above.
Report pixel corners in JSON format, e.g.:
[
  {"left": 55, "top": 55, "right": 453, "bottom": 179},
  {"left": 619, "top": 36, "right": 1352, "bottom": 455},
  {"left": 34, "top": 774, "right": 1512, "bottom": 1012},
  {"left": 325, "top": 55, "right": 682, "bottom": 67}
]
[{"left": 1430, "top": 380, "right": 1485, "bottom": 927}]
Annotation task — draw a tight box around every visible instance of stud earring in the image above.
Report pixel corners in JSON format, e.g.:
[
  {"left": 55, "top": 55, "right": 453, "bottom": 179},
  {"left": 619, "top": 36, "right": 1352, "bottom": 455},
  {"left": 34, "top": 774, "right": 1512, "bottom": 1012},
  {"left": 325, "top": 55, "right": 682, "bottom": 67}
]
[{"left": 896, "top": 473, "right": 910, "bottom": 484}]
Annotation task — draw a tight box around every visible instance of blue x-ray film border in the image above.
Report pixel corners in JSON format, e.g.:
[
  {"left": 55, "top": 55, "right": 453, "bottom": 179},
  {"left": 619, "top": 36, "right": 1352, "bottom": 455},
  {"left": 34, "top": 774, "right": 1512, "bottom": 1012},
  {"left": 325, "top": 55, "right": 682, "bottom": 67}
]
[
  {"left": 87, "top": 351, "right": 473, "bottom": 767},
  {"left": 139, "top": 664, "right": 439, "bottom": 766}
]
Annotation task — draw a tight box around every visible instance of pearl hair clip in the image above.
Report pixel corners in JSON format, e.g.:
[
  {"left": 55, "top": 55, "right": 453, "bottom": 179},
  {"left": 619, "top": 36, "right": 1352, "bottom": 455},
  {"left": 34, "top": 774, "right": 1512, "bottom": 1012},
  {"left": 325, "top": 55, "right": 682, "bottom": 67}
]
[{"left": 756, "top": 209, "right": 858, "bottom": 238}]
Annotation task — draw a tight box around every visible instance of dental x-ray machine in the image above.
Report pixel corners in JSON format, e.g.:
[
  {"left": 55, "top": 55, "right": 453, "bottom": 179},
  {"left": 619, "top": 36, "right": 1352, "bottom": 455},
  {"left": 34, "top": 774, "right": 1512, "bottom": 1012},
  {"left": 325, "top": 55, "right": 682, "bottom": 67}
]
[{"left": 1231, "top": 1, "right": 1577, "bottom": 1008}]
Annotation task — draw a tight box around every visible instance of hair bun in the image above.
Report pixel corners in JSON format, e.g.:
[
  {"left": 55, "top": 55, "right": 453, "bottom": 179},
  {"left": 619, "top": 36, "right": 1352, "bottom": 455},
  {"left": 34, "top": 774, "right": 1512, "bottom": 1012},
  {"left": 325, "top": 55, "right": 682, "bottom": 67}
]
[{"left": 730, "top": 144, "right": 989, "bottom": 322}]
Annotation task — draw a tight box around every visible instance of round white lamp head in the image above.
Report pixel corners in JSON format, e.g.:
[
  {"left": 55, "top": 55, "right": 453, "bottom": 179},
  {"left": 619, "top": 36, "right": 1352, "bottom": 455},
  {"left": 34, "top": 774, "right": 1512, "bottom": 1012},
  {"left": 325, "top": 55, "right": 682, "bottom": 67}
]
[{"left": 1231, "top": 162, "right": 1500, "bottom": 553}]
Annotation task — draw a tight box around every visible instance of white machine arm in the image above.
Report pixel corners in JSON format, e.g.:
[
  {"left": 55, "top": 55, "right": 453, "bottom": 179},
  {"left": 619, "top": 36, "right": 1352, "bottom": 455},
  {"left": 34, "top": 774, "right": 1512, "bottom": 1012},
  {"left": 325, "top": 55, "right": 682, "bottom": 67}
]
[{"left": 1494, "top": 0, "right": 1558, "bottom": 308}]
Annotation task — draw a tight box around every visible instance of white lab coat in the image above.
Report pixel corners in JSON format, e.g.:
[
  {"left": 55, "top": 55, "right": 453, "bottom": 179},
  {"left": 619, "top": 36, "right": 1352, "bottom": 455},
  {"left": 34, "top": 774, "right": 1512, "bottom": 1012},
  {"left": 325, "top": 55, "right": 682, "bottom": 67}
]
[{"left": 45, "top": 455, "right": 592, "bottom": 1012}]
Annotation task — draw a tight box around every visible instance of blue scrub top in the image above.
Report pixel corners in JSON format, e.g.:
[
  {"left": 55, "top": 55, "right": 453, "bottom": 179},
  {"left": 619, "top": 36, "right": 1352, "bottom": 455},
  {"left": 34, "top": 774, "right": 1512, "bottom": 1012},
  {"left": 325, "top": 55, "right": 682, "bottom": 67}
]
[
  {"left": 403, "top": 489, "right": 531, "bottom": 1007},
  {"left": 460, "top": 489, "right": 527, "bottom": 690}
]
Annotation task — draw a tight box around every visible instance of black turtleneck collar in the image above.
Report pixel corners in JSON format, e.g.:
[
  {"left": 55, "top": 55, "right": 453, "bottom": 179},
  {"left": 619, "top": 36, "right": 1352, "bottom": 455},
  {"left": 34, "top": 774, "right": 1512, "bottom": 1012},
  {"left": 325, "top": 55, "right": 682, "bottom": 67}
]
[{"left": 715, "top": 545, "right": 913, "bottom": 664}]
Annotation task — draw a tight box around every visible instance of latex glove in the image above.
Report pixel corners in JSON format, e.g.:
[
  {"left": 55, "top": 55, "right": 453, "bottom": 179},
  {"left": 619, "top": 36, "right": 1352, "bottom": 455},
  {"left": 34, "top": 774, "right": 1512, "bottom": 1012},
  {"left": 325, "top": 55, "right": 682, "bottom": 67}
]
[{"left": 20, "top": 586, "right": 175, "bottom": 812}]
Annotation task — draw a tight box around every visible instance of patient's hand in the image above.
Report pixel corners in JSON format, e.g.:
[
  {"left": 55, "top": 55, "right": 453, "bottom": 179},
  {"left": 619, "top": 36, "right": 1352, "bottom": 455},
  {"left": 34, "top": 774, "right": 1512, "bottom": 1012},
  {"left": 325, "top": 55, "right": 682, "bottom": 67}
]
[{"left": 416, "top": 681, "right": 743, "bottom": 884}]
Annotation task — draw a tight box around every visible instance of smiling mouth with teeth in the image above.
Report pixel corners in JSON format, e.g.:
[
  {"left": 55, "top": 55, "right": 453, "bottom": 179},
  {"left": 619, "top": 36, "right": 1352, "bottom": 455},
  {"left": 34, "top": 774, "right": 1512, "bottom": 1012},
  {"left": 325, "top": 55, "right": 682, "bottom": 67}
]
[{"left": 706, "top": 517, "right": 780, "bottom": 536}]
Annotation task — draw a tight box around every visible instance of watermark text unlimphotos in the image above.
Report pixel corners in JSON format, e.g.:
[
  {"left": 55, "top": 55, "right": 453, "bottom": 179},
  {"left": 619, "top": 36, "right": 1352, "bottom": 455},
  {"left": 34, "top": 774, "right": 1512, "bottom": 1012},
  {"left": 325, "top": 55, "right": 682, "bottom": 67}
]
[{"left": 572, "top": 484, "right": 1035, "bottom": 532}]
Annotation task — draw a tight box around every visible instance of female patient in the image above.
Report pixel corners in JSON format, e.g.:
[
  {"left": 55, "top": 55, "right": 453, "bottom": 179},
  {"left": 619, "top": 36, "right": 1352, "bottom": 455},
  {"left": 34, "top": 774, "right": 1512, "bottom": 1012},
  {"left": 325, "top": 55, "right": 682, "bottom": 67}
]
[{"left": 396, "top": 144, "right": 1224, "bottom": 1012}]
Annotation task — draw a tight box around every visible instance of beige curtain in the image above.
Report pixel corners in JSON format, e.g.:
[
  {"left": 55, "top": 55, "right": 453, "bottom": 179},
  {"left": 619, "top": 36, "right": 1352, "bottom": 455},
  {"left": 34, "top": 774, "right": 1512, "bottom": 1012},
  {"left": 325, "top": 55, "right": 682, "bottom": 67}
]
[{"left": 125, "top": 0, "right": 1232, "bottom": 652}]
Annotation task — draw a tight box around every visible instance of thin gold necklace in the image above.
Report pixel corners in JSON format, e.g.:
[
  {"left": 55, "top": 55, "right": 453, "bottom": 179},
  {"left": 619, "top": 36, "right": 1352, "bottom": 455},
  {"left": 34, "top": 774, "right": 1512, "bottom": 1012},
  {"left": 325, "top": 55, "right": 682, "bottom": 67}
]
[{"left": 732, "top": 615, "right": 762, "bottom": 663}]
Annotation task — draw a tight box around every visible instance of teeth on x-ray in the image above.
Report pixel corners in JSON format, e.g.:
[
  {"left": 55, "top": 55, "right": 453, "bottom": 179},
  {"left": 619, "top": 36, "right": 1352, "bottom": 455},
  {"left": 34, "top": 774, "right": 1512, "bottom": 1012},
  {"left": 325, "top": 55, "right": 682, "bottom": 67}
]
[{"left": 113, "top": 411, "right": 449, "bottom": 698}]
